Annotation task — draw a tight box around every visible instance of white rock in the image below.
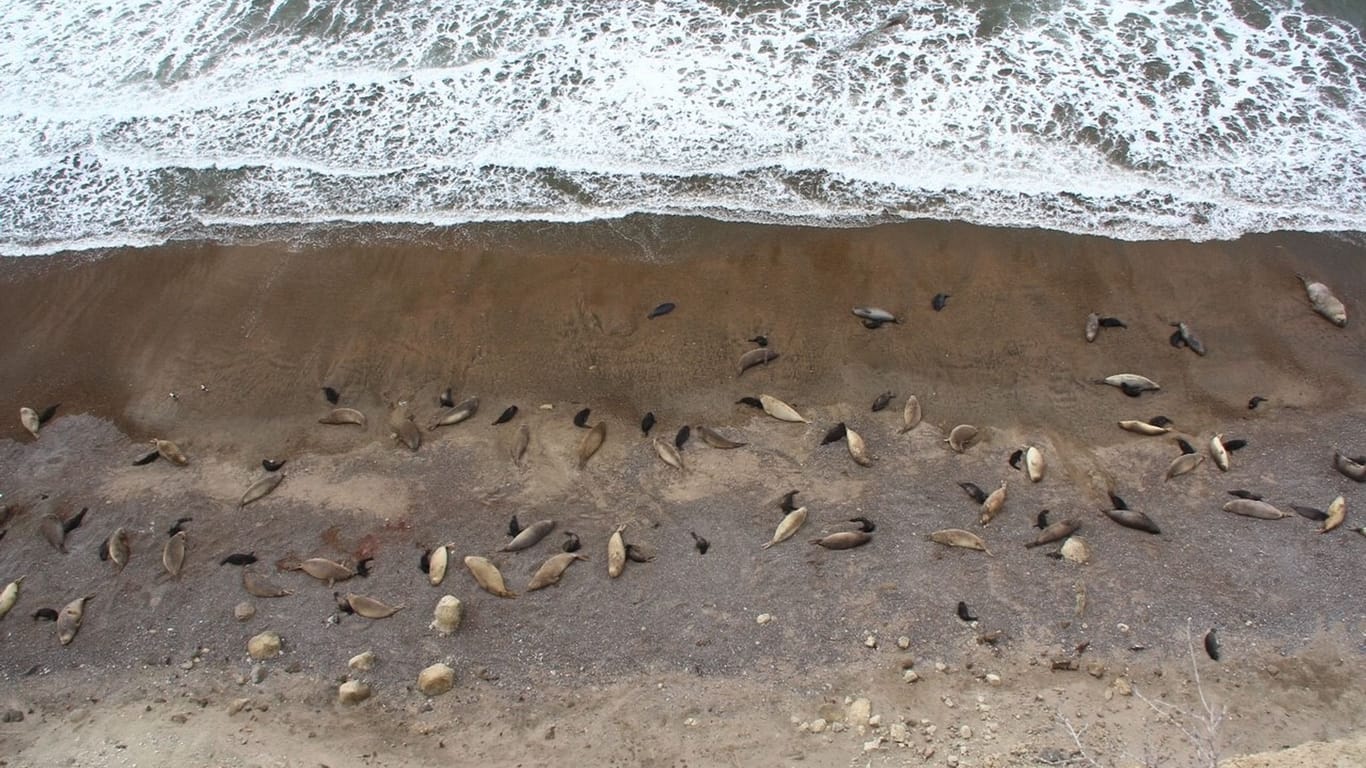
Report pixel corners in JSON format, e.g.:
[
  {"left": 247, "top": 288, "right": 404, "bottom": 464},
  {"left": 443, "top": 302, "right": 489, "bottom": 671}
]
[
  {"left": 943, "top": 696, "right": 956, "bottom": 708},
  {"left": 889, "top": 722, "right": 909, "bottom": 743},
  {"left": 896, "top": 635, "right": 910, "bottom": 650},
  {"left": 430, "top": 596, "right": 463, "bottom": 635},
  {"left": 868, "top": 714, "right": 882, "bottom": 728},
  {"left": 863, "top": 737, "right": 883, "bottom": 752},
  {"left": 417, "top": 663, "right": 455, "bottom": 696},
  {"left": 831, "top": 722, "right": 847, "bottom": 733},
  {"left": 848, "top": 698, "right": 871, "bottom": 727},
  {"left": 234, "top": 602, "right": 255, "bottom": 622},
  {"left": 348, "top": 651, "right": 376, "bottom": 672},
  {"left": 864, "top": 635, "right": 878, "bottom": 648},
  {"left": 959, "top": 725, "right": 972, "bottom": 739},
  {"left": 934, "top": 661, "right": 948, "bottom": 672},
  {"left": 246, "top": 631, "right": 281, "bottom": 660},
  {"left": 810, "top": 718, "right": 828, "bottom": 734},
  {"left": 985, "top": 673, "right": 1002, "bottom": 686},
  {"left": 902, "top": 669, "right": 920, "bottom": 683},
  {"left": 756, "top": 613, "right": 772, "bottom": 625},
  {"left": 338, "top": 681, "right": 372, "bottom": 705}
]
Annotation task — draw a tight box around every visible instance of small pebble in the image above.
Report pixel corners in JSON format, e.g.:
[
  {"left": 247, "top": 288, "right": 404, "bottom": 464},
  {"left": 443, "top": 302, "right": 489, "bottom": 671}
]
[
  {"left": 864, "top": 635, "right": 878, "bottom": 648},
  {"left": 896, "top": 636, "right": 910, "bottom": 650},
  {"left": 756, "top": 613, "right": 772, "bottom": 625}
]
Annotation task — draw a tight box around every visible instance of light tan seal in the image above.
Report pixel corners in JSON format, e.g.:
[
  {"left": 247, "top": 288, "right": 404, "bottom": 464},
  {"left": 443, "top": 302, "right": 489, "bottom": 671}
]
[
  {"left": 697, "top": 426, "right": 746, "bottom": 449},
  {"left": 107, "top": 528, "right": 130, "bottom": 571},
  {"left": 464, "top": 556, "right": 517, "bottom": 598},
  {"left": 162, "top": 531, "right": 187, "bottom": 577},
  {"left": 652, "top": 438, "right": 685, "bottom": 471},
  {"left": 243, "top": 569, "right": 294, "bottom": 598},
  {"left": 929, "top": 529, "right": 991, "bottom": 554},
  {"left": 240, "top": 473, "right": 284, "bottom": 507},
  {"left": 979, "top": 481, "right": 1007, "bottom": 526},
  {"left": 1100, "top": 374, "right": 1160, "bottom": 392},
  {"left": 1209, "top": 434, "right": 1230, "bottom": 472},
  {"left": 762, "top": 506, "right": 808, "bottom": 549},
  {"left": 319, "top": 408, "right": 367, "bottom": 426},
  {"left": 845, "top": 427, "right": 873, "bottom": 467},
  {"left": 526, "top": 553, "right": 589, "bottom": 591},
  {"left": 501, "top": 520, "right": 556, "bottom": 552},
  {"left": 946, "top": 424, "right": 978, "bottom": 453},
  {"left": 296, "top": 557, "right": 356, "bottom": 585},
  {"left": 898, "top": 395, "right": 922, "bottom": 433},
  {"left": 427, "top": 544, "right": 449, "bottom": 586},
  {"left": 511, "top": 423, "right": 530, "bottom": 466},
  {"left": 810, "top": 531, "right": 871, "bottom": 549},
  {"left": 1222, "top": 500, "right": 1289, "bottom": 520},
  {"left": 1118, "top": 420, "right": 1170, "bottom": 436},
  {"left": 152, "top": 438, "right": 189, "bottom": 466},
  {"left": 1298, "top": 273, "right": 1347, "bottom": 327},
  {"left": 1322, "top": 495, "right": 1347, "bottom": 533},
  {"left": 1165, "top": 453, "right": 1204, "bottom": 480},
  {"left": 1026, "top": 520, "right": 1079, "bottom": 548},
  {"left": 0, "top": 576, "right": 23, "bottom": 619},
  {"left": 19, "top": 407, "right": 40, "bottom": 438},
  {"left": 759, "top": 394, "right": 808, "bottom": 423},
  {"left": 428, "top": 397, "right": 478, "bottom": 430},
  {"left": 737, "top": 348, "right": 779, "bottom": 377},
  {"left": 578, "top": 422, "right": 606, "bottom": 469},
  {"left": 1024, "top": 446, "right": 1044, "bottom": 482},
  {"left": 344, "top": 593, "right": 404, "bottom": 618},
  {"left": 607, "top": 525, "right": 627, "bottom": 578},
  {"left": 57, "top": 595, "right": 91, "bottom": 645}
]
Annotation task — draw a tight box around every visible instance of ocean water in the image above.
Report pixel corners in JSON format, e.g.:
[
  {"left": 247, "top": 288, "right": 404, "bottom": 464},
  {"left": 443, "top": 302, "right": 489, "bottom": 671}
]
[{"left": 1, "top": 0, "right": 1364, "bottom": 255}]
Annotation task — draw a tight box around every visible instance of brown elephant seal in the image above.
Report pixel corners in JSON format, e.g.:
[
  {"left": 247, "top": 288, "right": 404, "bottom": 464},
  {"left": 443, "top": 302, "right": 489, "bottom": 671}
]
[
  {"left": 697, "top": 426, "right": 746, "bottom": 449},
  {"left": 464, "top": 556, "right": 517, "bottom": 598},
  {"left": 946, "top": 424, "right": 978, "bottom": 453},
  {"left": 162, "top": 531, "right": 187, "bottom": 577},
  {"left": 152, "top": 438, "right": 189, "bottom": 466},
  {"left": 57, "top": 595, "right": 91, "bottom": 645},
  {"left": 502, "top": 520, "right": 556, "bottom": 552},
  {"left": 929, "top": 529, "right": 991, "bottom": 554},
  {"left": 319, "top": 408, "right": 367, "bottom": 426},
  {"left": 762, "top": 506, "right": 808, "bottom": 550},
  {"left": 242, "top": 570, "right": 294, "bottom": 598},
  {"left": 810, "top": 531, "right": 870, "bottom": 549},
  {"left": 1026, "top": 519, "right": 1079, "bottom": 548},
  {"left": 1165, "top": 453, "right": 1204, "bottom": 480},
  {"left": 428, "top": 397, "right": 478, "bottom": 430},
  {"left": 737, "top": 348, "right": 779, "bottom": 376},
  {"left": 1321, "top": 496, "right": 1347, "bottom": 533},
  {"left": 1332, "top": 451, "right": 1366, "bottom": 482},
  {"left": 526, "top": 553, "right": 589, "bottom": 591},
  {"left": 979, "top": 481, "right": 1008, "bottom": 526},
  {"left": 1222, "top": 500, "right": 1289, "bottom": 519},
  {"left": 653, "top": 438, "right": 685, "bottom": 471},
  {"left": 578, "top": 422, "right": 606, "bottom": 469},
  {"left": 240, "top": 473, "right": 284, "bottom": 507}
]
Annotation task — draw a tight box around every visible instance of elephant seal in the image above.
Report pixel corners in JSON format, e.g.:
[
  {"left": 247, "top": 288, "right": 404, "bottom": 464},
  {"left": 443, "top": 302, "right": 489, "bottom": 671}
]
[
  {"left": 1209, "top": 434, "right": 1230, "bottom": 471},
  {"left": 320, "top": 408, "right": 367, "bottom": 426},
  {"left": 947, "top": 424, "right": 978, "bottom": 453},
  {"left": 845, "top": 426, "right": 874, "bottom": 467},
  {"left": 929, "top": 529, "right": 991, "bottom": 554},
  {"left": 578, "top": 422, "right": 606, "bottom": 469},
  {"left": 810, "top": 531, "right": 870, "bottom": 549},
  {"left": 852, "top": 307, "right": 898, "bottom": 324},
  {"left": 511, "top": 423, "right": 531, "bottom": 466},
  {"left": 759, "top": 394, "right": 808, "bottom": 423},
  {"left": 153, "top": 439, "right": 189, "bottom": 466},
  {"left": 1103, "top": 508, "right": 1161, "bottom": 534},
  {"left": 57, "top": 595, "right": 91, "bottom": 645},
  {"left": 1321, "top": 496, "right": 1347, "bottom": 533},
  {"left": 526, "top": 553, "right": 588, "bottom": 591},
  {"left": 1026, "top": 519, "right": 1079, "bottom": 548},
  {"left": 607, "top": 526, "right": 627, "bottom": 578},
  {"left": 979, "top": 481, "right": 1007, "bottom": 526},
  {"left": 1165, "top": 453, "right": 1204, "bottom": 480},
  {"left": 737, "top": 348, "right": 779, "bottom": 376},
  {"left": 240, "top": 473, "right": 284, "bottom": 507},
  {"left": 428, "top": 397, "right": 478, "bottom": 429},
  {"left": 344, "top": 593, "right": 404, "bottom": 618},
  {"left": 697, "top": 426, "right": 746, "bottom": 449},
  {"left": 653, "top": 438, "right": 685, "bottom": 471},
  {"left": 19, "top": 407, "right": 40, "bottom": 438},
  {"left": 762, "top": 506, "right": 808, "bottom": 549},
  {"left": 502, "top": 520, "right": 556, "bottom": 552},
  {"left": 1222, "top": 500, "right": 1289, "bottom": 519},
  {"left": 1332, "top": 451, "right": 1366, "bottom": 482},
  {"left": 1298, "top": 274, "right": 1347, "bottom": 327},
  {"left": 464, "top": 556, "right": 517, "bottom": 598},
  {"left": 899, "top": 395, "right": 922, "bottom": 433}
]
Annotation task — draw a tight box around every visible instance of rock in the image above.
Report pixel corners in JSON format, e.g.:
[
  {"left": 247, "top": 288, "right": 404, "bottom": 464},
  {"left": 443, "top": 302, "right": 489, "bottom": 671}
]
[
  {"left": 250, "top": 664, "right": 268, "bottom": 685},
  {"left": 285, "top": 661, "right": 302, "bottom": 674},
  {"left": 756, "top": 613, "right": 772, "bottom": 625},
  {"left": 889, "top": 722, "right": 909, "bottom": 743},
  {"left": 179, "top": 660, "right": 194, "bottom": 671},
  {"left": 227, "top": 698, "right": 250, "bottom": 716},
  {"left": 902, "top": 669, "right": 920, "bottom": 683},
  {"left": 896, "top": 635, "right": 910, "bottom": 650},
  {"left": 430, "top": 596, "right": 463, "bottom": 635},
  {"left": 985, "top": 673, "right": 1002, "bottom": 686},
  {"left": 1060, "top": 536, "right": 1091, "bottom": 564},
  {"left": 234, "top": 602, "right": 255, "bottom": 622},
  {"left": 847, "top": 698, "right": 871, "bottom": 727},
  {"left": 943, "top": 696, "right": 956, "bottom": 709},
  {"left": 246, "top": 631, "right": 281, "bottom": 660},
  {"left": 863, "top": 736, "right": 883, "bottom": 751},
  {"left": 544, "top": 724, "right": 556, "bottom": 740},
  {"left": 338, "top": 681, "right": 372, "bottom": 705},
  {"left": 864, "top": 635, "right": 878, "bottom": 648},
  {"left": 868, "top": 714, "right": 882, "bottom": 728},
  {"left": 934, "top": 661, "right": 947, "bottom": 672},
  {"left": 2, "top": 708, "right": 24, "bottom": 723},
  {"left": 959, "top": 725, "right": 972, "bottom": 739},
  {"left": 1113, "top": 677, "right": 1132, "bottom": 697},
  {"left": 809, "top": 718, "right": 828, "bottom": 734},
  {"left": 417, "top": 663, "right": 455, "bottom": 696},
  {"left": 349, "top": 651, "right": 376, "bottom": 672},
  {"left": 1086, "top": 662, "right": 1105, "bottom": 679},
  {"left": 830, "top": 721, "right": 847, "bottom": 733}
]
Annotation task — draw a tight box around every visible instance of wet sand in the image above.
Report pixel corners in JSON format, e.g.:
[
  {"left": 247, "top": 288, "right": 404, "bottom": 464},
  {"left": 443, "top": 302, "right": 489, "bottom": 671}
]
[{"left": 0, "top": 217, "right": 1364, "bottom": 767}]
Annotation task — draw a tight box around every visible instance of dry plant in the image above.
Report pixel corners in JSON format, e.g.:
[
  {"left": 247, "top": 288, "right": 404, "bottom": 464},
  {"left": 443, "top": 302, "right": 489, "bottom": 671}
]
[{"left": 1054, "top": 619, "right": 1225, "bottom": 768}]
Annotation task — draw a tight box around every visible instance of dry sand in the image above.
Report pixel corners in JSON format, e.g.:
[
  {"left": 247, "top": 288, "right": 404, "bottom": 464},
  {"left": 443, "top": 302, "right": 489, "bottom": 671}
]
[{"left": 0, "top": 217, "right": 1363, "bottom": 767}]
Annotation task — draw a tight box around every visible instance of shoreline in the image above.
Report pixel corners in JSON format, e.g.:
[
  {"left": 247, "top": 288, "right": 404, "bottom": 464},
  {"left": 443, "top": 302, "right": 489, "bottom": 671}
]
[{"left": 1, "top": 217, "right": 1364, "bottom": 766}]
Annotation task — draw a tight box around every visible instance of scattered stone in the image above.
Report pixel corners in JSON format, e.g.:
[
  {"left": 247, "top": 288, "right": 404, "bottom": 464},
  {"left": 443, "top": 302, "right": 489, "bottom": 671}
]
[
  {"left": 863, "top": 736, "right": 883, "bottom": 751},
  {"left": 830, "top": 721, "right": 847, "bottom": 733},
  {"left": 338, "top": 680, "right": 372, "bottom": 705},
  {"left": 943, "top": 696, "right": 956, "bottom": 709},
  {"left": 1112, "top": 677, "right": 1132, "bottom": 697},
  {"left": 349, "top": 651, "right": 376, "bottom": 672},
  {"left": 2, "top": 709, "right": 24, "bottom": 723},
  {"left": 896, "top": 635, "right": 910, "bottom": 650},
  {"left": 227, "top": 699, "right": 250, "bottom": 716},
  {"left": 934, "top": 661, "right": 948, "bottom": 673},
  {"left": 985, "top": 673, "right": 1002, "bottom": 686},
  {"left": 250, "top": 664, "right": 268, "bottom": 685},
  {"left": 1086, "top": 662, "right": 1105, "bottom": 679},
  {"left": 864, "top": 635, "right": 878, "bottom": 648},
  {"left": 902, "top": 669, "right": 920, "bottom": 683},
  {"left": 285, "top": 661, "right": 302, "bottom": 674},
  {"left": 417, "top": 663, "right": 455, "bottom": 696},
  {"left": 959, "top": 725, "right": 972, "bottom": 739},
  {"left": 179, "top": 660, "right": 194, "bottom": 671},
  {"left": 1051, "top": 658, "right": 1079, "bottom": 671},
  {"left": 683, "top": 717, "right": 698, "bottom": 727},
  {"left": 847, "top": 698, "right": 871, "bottom": 727},
  {"left": 756, "top": 613, "right": 772, "bottom": 625},
  {"left": 868, "top": 714, "right": 882, "bottom": 728},
  {"left": 169, "top": 713, "right": 188, "bottom": 724},
  {"left": 922, "top": 746, "right": 936, "bottom": 759},
  {"left": 810, "top": 718, "right": 828, "bottom": 734},
  {"left": 889, "top": 722, "right": 909, "bottom": 743},
  {"left": 246, "top": 631, "right": 281, "bottom": 660},
  {"left": 898, "top": 656, "right": 916, "bottom": 670},
  {"left": 234, "top": 602, "right": 255, "bottom": 622},
  {"left": 431, "top": 596, "right": 463, "bottom": 635},
  {"left": 544, "top": 724, "right": 556, "bottom": 740}
]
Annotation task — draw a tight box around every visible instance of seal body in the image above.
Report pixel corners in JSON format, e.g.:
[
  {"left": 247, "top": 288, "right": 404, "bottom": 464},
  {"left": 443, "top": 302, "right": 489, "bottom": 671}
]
[
  {"left": 298, "top": 557, "right": 355, "bottom": 584},
  {"left": 947, "top": 424, "right": 978, "bottom": 453},
  {"left": 852, "top": 307, "right": 897, "bottom": 324},
  {"left": 762, "top": 506, "right": 808, "bottom": 549},
  {"left": 429, "top": 398, "right": 478, "bottom": 429},
  {"left": 1103, "top": 508, "right": 1161, "bottom": 534},
  {"left": 1333, "top": 451, "right": 1366, "bottom": 482},
  {"left": 737, "top": 348, "right": 779, "bottom": 376},
  {"left": 899, "top": 396, "right": 922, "bottom": 433},
  {"left": 578, "top": 422, "right": 606, "bottom": 469},
  {"left": 979, "top": 481, "right": 1008, "bottom": 526},
  {"left": 845, "top": 427, "right": 873, "bottom": 467},
  {"left": 153, "top": 439, "right": 190, "bottom": 466},
  {"left": 464, "top": 556, "right": 517, "bottom": 598},
  {"left": 1222, "top": 500, "right": 1288, "bottom": 519},
  {"left": 1102, "top": 374, "right": 1160, "bottom": 392},
  {"left": 1025, "top": 446, "right": 1044, "bottom": 482},
  {"left": 240, "top": 473, "right": 284, "bottom": 506},
  {"left": 1209, "top": 434, "right": 1230, "bottom": 471},
  {"left": 502, "top": 520, "right": 556, "bottom": 552},
  {"left": 697, "top": 426, "right": 745, "bottom": 449},
  {"left": 1165, "top": 453, "right": 1204, "bottom": 480},
  {"left": 162, "top": 532, "right": 187, "bottom": 577},
  {"left": 527, "top": 553, "right": 588, "bottom": 591},
  {"left": 19, "top": 407, "right": 40, "bottom": 438},
  {"left": 345, "top": 593, "right": 403, "bottom": 618},
  {"left": 607, "top": 525, "right": 627, "bottom": 578},
  {"left": 653, "top": 438, "right": 685, "bottom": 471},
  {"left": 511, "top": 424, "right": 531, "bottom": 466},
  {"left": 929, "top": 529, "right": 991, "bottom": 554},
  {"left": 57, "top": 596, "right": 90, "bottom": 645},
  {"left": 759, "top": 394, "right": 807, "bottom": 423},
  {"left": 1299, "top": 274, "right": 1347, "bottom": 327},
  {"left": 243, "top": 570, "right": 293, "bottom": 598},
  {"left": 1026, "top": 519, "right": 1079, "bottom": 548},
  {"left": 1084, "top": 313, "right": 1100, "bottom": 342},
  {"left": 428, "top": 545, "right": 449, "bottom": 586},
  {"left": 810, "top": 531, "right": 870, "bottom": 549},
  {"left": 1322, "top": 495, "right": 1347, "bottom": 533},
  {"left": 0, "top": 577, "right": 22, "bottom": 619},
  {"left": 320, "top": 408, "right": 367, "bottom": 426},
  {"left": 1119, "top": 420, "right": 1170, "bottom": 435}
]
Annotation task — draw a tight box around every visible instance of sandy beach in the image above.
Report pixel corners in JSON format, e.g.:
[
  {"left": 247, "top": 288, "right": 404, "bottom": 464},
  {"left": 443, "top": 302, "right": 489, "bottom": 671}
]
[{"left": 1, "top": 217, "right": 1364, "bottom": 767}]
